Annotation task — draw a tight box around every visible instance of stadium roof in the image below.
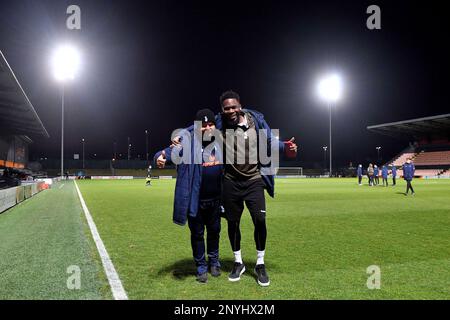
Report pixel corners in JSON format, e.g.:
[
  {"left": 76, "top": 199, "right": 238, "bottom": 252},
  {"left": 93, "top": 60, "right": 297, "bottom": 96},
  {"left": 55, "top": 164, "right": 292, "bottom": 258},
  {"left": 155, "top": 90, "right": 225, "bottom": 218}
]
[
  {"left": 0, "top": 50, "right": 49, "bottom": 138},
  {"left": 367, "top": 114, "right": 450, "bottom": 139}
]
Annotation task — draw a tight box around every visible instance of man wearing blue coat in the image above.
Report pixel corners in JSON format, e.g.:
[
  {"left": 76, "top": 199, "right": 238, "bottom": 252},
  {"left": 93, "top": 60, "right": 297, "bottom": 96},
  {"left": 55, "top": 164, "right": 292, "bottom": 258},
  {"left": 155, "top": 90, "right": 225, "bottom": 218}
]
[
  {"left": 357, "top": 164, "right": 363, "bottom": 185},
  {"left": 218, "top": 90, "right": 296, "bottom": 287},
  {"left": 402, "top": 158, "right": 416, "bottom": 195},
  {"left": 155, "top": 109, "right": 223, "bottom": 283},
  {"left": 381, "top": 165, "right": 389, "bottom": 187},
  {"left": 391, "top": 166, "right": 397, "bottom": 186},
  {"left": 373, "top": 165, "right": 379, "bottom": 186}
]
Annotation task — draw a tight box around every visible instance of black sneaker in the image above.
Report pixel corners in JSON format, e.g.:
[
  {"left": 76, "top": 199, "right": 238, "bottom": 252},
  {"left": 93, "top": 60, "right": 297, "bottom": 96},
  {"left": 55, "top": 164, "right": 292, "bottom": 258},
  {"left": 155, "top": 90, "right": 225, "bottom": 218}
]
[
  {"left": 254, "top": 264, "right": 270, "bottom": 287},
  {"left": 210, "top": 266, "right": 221, "bottom": 277},
  {"left": 196, "top": 272, "right": 208, "bottom": 284},
  {"left": 228, "top": 263, "right": 245, "bottom": 282}
]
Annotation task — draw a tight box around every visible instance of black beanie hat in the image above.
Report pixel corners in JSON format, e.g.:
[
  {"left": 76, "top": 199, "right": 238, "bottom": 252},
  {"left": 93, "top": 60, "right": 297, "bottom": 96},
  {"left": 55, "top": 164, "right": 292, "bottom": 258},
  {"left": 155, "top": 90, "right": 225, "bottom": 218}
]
[{"left": 195, "top": 108, "right": 216, "bottom": 124}]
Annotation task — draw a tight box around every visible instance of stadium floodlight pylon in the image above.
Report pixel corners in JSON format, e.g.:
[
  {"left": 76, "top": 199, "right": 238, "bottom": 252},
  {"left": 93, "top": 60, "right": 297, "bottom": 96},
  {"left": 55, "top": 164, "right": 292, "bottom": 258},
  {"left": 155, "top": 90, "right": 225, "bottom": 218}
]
[
  {"left": 51, "top": 44, "right": 81, "bottom": 178},
  {"left": 317, "top": 73, "right": 343, "bottom": 177}
]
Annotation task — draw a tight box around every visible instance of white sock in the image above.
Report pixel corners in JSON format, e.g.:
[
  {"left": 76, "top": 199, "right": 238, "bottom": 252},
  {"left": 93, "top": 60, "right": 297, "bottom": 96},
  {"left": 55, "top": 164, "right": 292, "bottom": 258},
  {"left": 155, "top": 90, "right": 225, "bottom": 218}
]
[
  {"left": 256, "top": 250, "right": 265, "bottom": 265},
  {"left": 233, "top": 250, "right": 243, "bottom": 264}
]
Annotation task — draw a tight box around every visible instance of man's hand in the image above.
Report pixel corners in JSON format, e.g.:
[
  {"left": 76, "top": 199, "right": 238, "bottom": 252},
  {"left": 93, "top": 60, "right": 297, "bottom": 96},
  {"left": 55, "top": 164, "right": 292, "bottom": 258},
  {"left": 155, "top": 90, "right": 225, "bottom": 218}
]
[
  {"left": 287, "top": 137, "right": 298, "bottom": 152},
  {"left": 284, "top": 137, "right": 298, "bottom": 158},
  {"left": 171, "top": 136, "right": 182, "bottom": 147},
  {"left": 156, "top": 150, "right": 167, "bottom": 168}
]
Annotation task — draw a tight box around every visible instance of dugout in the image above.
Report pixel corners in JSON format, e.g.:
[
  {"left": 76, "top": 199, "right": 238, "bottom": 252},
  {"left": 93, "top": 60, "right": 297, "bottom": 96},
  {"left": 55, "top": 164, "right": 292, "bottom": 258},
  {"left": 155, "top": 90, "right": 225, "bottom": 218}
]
[{"left": 0, "top": 50, "right": 49, "bottom": 187}]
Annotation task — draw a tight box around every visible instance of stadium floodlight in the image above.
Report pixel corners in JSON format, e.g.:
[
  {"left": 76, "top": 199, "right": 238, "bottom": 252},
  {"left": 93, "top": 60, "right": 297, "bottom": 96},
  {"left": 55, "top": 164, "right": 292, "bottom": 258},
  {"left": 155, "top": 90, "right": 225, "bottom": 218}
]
[
  {"left": 51, "top": 44, "right": 81, "bottom": 178},
  {"left": 317, "top": 73, "right": 343, "bottom": 103},
  {"left": 317, "top": 73, "right": 343, "bottom": 177},
  {"left": 51, "top": 45, "right": 81, "bottom": 81}
]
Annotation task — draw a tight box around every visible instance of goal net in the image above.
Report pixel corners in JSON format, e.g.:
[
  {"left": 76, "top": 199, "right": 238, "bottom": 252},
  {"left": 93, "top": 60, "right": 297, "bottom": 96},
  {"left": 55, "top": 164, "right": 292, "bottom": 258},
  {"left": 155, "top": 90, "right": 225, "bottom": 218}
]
[{"left": 276, "top": 167, "right": 303, "bottom": 177}]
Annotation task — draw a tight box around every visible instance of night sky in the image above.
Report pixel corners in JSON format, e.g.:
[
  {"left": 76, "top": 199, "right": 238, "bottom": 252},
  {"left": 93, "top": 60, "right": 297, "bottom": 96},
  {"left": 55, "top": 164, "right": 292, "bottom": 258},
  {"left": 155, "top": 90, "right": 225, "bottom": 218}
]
[{"left": 1, "top": 0, "right": 449, "bottom": 168}]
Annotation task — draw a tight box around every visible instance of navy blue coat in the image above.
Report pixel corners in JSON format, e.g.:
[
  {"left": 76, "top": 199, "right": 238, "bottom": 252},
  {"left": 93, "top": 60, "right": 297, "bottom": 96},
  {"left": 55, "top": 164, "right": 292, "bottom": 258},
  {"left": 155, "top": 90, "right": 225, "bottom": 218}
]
[
  {"left": 357, "top": 167, "right": 363, "bottom": 177},
  {"left": 402, "top": 163, "right": 415, "bottom": 181},
  {"left": 391, "top": 166, "right": 397, "bottom": 177},
  {"left": 381, "top": 166, "right": 388, "bottom": 178},
  {"left": 154, "top": 108, "right": 285, "bottom": 226}
]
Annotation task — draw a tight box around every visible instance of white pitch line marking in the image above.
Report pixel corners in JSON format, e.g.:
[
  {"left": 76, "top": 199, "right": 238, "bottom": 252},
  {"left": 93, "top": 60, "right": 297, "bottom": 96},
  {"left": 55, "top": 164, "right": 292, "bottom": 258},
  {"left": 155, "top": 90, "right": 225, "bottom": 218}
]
[
  {"left": 74, "top": 181, "right": 128, "bottom": 300},
  {"left": 59, "top": 184, "right": 65, "bottom": 189}
]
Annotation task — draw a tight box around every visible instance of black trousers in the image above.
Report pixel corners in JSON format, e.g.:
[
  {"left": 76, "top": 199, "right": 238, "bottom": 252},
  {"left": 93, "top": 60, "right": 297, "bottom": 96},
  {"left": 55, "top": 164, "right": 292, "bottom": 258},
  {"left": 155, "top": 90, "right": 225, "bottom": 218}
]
[
  {"left": 406, "top": 180, "right": 415, "bottom": 194},
  {"left": 358, "top": 176, "right": 362, "bottom": 184},
  {"left": 383, "top": 177, "right": 388, "bottom": 186},
  {"left": 223, "top": 177, "right": 267, "bottom": 252},
  {"left": 187, "top": 199, "right": 221, "bottom": 275},
  {"left": 392, "top": 177, "right": 396, "bottom": 185}
]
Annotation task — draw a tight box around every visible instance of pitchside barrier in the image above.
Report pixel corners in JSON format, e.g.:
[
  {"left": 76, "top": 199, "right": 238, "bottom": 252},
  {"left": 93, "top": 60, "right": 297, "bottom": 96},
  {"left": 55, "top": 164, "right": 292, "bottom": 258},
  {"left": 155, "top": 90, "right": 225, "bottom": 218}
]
[{"left": 0, "top": 180, "right": 48, "bottom": 214}]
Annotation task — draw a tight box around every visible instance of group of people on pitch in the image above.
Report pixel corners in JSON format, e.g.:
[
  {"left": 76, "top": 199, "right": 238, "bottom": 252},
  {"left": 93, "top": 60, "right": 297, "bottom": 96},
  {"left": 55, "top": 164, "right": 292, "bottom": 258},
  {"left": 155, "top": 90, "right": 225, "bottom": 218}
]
[
  {"left": 154, "top": 90, "right": 298, "bottom": 286},
  {"left": 356, "top": 159, "right": 416, "bottom": 195}
]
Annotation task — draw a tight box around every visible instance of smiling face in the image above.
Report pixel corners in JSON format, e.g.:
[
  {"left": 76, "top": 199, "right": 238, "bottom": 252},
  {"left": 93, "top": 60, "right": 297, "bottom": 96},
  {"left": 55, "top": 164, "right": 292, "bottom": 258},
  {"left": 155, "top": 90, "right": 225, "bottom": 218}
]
[
  {"left": 201, "top": 122, "right": 216, "bottom": 134},
  {"left": 222, "top": 98, "right": 242, "bottom": 125}
]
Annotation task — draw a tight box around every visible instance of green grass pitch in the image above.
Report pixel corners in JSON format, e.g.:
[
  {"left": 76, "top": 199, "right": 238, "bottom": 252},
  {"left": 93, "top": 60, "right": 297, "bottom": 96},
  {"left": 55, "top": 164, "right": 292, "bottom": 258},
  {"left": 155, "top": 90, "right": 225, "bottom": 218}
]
[{"left": 1, "top": 178, "right": 450, "bottom": 299}]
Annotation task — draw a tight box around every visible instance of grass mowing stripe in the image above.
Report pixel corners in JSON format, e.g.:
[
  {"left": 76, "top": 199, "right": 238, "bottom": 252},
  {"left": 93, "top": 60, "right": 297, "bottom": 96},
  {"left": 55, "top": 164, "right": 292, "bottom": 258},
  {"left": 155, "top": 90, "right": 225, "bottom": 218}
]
[
  {"left": 0, "top": 181, "right": 110, "bottom": 299},
  {"left": 74, "top": 180, "right": 128, "bottom": 300}
]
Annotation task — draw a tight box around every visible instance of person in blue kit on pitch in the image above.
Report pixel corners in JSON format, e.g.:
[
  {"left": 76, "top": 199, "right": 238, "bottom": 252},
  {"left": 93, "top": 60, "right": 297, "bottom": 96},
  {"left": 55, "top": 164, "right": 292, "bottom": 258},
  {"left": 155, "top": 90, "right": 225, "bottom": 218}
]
[
  {"left": 402, "top": 158, "right": 416, "bottom": 196},
  {"left": 154, "top": 109, "right": 223, "bottom": 283},
  {"left": 381, "top": 165, "right": 389, "bottom": 187},
  {"left": 391, "top": 165, "right": 397, "bottom": 186},
  {"left": 357, "top": 164, "right": 363, "bottom": 185},
  {"left": 373, "top": 165, "right": 379, "bottom": 186}
]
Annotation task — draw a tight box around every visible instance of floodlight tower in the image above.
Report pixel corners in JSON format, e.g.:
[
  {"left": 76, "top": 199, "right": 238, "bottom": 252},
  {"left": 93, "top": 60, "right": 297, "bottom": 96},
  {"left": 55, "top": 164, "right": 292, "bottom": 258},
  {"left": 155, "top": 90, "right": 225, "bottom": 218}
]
[
  {"left": 317, "top": 73, "right": 343, "bottom": 177},
  {"left": 52, "top": 45, "right": 81, "bottom": 178}
]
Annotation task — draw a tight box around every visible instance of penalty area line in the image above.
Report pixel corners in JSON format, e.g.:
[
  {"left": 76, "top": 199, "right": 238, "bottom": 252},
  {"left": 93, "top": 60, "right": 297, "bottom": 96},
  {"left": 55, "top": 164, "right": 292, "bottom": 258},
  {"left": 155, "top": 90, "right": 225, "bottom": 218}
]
[{"left": 74, "top": 181, "right": 128, "bottom": 300}]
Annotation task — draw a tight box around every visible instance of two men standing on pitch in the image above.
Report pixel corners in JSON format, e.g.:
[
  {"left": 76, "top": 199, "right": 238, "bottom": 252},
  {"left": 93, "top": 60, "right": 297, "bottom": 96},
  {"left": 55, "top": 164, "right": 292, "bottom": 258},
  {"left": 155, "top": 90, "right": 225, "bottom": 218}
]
[{"left": 161, "top": 90, "right": 298, "bottom": 287}]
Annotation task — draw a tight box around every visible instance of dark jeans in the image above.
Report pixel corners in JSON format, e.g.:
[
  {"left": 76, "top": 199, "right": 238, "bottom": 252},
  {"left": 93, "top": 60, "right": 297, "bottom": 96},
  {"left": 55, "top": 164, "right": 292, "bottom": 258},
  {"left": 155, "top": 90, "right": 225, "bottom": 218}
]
[
  {"left": 392, "top": 177, "right": 396, "bottom": 185},
  {"left": 223, "top": 177, "right": 267, "bottom": 252},
  {"left": 187, "top": 199, "right": 221, "bottom": 275},
  {"left": 382, "top": 177, "right": 388, "bottom": 186},
  {"left": 358, "top": 176, "right": 362, "bottom": 184},
  {"left": 406, "top": 180, "right": 415, "bottom": 194}
]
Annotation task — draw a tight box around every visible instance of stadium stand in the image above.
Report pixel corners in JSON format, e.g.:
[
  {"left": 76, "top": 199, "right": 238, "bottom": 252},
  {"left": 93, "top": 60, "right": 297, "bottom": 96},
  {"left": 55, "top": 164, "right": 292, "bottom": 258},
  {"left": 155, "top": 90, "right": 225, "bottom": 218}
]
[
  {"left": 0, "top": 51, "right": 49, "bottom": 188},
  {"left": 368, "top": 114, "right": 450, "bottom": 178}
]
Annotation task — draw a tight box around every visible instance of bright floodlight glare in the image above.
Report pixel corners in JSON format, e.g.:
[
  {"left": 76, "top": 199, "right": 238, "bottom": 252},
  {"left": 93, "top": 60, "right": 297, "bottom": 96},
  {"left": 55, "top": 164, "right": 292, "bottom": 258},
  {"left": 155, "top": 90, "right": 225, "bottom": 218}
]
[
  {"left": 318, "top": 74, "right": 343, "bottom": 103},
  {"left": 52, "top": 45, "right": 80, "bottom": 81}
]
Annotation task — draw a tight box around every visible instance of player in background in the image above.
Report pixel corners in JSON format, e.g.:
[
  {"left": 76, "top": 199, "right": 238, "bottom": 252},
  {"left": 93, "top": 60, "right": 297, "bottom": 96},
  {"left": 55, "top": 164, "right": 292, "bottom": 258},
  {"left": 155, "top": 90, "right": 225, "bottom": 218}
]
[
  {"left": 373, "top": 165, "right": 379, "bottom": 186},
  {"left": 391, "top": 165, "right": 397, "bottom": 186},
  {"left": 381, "top": 165, "right": 389, "bottom": 187},
  {"left": 357, "top": 164, "right": 363, "bottom": 185},
  {"left": 402, "top": 158, "right": 416, "bottom": 196},
  {"left": 146, "top": 165, "right": 152, "bottom": 186},
  {"left": 367, "top": 164, "right": 374, "bottom": 186}
]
